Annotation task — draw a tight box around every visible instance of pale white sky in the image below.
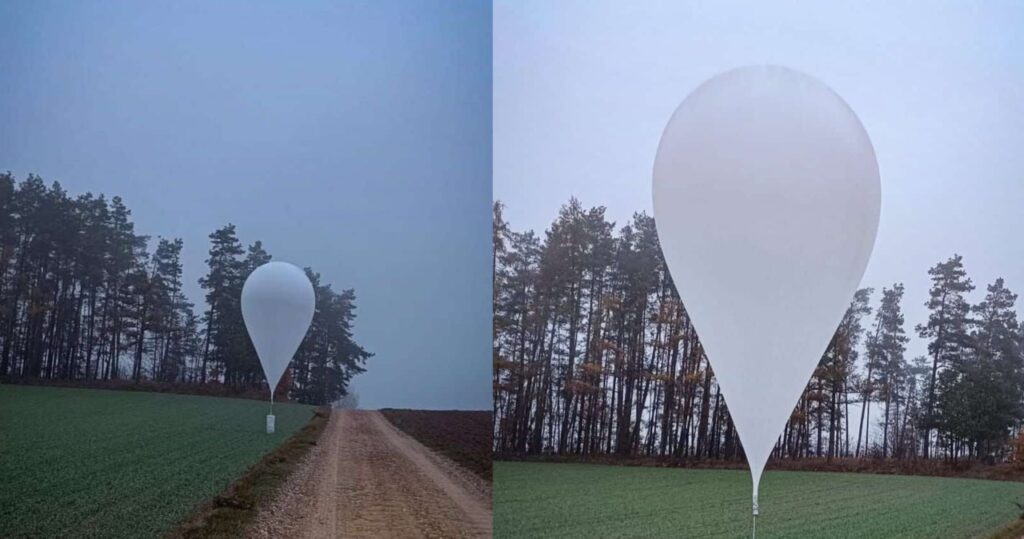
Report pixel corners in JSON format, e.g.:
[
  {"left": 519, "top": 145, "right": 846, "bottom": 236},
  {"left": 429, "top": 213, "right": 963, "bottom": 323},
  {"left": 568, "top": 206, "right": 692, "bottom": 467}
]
[{"left": 495, "top": 0, "right": 1024, "bottom": 363}]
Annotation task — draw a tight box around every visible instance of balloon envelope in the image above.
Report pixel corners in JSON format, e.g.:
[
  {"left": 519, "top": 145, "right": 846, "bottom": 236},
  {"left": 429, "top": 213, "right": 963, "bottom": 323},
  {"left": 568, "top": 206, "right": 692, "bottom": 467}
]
[
  {"left": 241, "top": 261, "right": 315, "bottom": 400},
  {"left": 652, "top": 66, "right": 880, "bottom": 512}
]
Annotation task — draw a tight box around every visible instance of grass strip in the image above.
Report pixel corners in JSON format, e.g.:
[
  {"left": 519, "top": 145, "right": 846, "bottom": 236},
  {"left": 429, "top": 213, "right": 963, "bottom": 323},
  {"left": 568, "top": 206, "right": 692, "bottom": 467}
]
[
  {"left": 989, "top": 517, "right": 1024, "bottom": 539},
  {"left": 167, "top": 407, "right": 330, "bottom": 538}
]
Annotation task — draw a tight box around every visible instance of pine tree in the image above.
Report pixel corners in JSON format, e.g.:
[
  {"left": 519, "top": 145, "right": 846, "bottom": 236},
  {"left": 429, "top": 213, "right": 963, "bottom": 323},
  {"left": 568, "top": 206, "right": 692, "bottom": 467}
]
[
  {"left": 198, "top": 224, "right": 245, "bottom": 384},
  {"left": 940, "top": 279, "right": 1023, "bottom": 459},
  {"left": 816, "top": 287, "right": 872, "bottom": 458},
  {"left": 867, "top": 284, "right": 909, "bottom": 458},
  {"left": 917, "top": 255, "right": 974, "bottom": 458},
  {"left": 290, "top": 270, "right": 372, "bottom": 405}
]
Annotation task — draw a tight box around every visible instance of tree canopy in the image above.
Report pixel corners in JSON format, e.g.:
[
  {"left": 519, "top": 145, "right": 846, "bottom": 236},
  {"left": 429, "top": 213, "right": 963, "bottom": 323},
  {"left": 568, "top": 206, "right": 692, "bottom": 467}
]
[
  {"left": 494, "top": 198, "right": 1024, "bottom": 462},
  {"left": 0, "top": 172, "right": 371, "bottom": 405}
]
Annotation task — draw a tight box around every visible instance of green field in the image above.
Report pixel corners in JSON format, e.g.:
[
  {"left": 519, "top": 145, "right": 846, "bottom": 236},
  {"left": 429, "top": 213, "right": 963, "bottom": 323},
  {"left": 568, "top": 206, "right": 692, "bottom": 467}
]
[
  {"left": 495, "top": 461, "right": 1024, "bottom": 538},
  {"left": 0, "top": 385, "right": 315, "bottom": 538}
]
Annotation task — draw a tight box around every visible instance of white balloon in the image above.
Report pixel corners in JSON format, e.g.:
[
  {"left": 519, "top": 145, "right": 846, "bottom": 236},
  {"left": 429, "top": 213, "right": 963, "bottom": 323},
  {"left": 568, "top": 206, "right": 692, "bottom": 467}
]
[
  {"left": 241, "top": 261, "right": 316, "bottom": 401},
  {"left": 652, "top": 66, "right": 880, "bottom": 515}
]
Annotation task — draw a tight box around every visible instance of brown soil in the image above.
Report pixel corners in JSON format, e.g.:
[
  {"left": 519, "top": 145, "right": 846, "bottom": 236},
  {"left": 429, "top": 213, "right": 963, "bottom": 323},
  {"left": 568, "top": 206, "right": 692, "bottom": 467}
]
[
  {"left": 380, "top": 409, "right": 492, "bottom": 482},
  {"left": 252, "top": 410, "right": 492, "bottom": 538},
  {"left": 990, "top": 518, "right": 1024, "bottom": 539}
]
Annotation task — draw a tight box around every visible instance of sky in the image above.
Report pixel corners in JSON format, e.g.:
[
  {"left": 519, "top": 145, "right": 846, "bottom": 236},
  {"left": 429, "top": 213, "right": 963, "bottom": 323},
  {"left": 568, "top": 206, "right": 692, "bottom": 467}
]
[
  {"left": 495, "top": 0, "right": 1024, "bottom": 366},
  {"left": 0, "top": 0, "right": 492, "bottom": 410}
]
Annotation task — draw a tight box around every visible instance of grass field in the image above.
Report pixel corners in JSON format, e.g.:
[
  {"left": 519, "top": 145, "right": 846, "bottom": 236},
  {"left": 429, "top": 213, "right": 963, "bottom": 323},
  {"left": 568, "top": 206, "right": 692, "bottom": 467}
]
[
  {"left": 495, "top": 461, "right": 1024, "bottom": 538},
  {"left": 0, "top": 385, "right": 315, "bottom": 538}
]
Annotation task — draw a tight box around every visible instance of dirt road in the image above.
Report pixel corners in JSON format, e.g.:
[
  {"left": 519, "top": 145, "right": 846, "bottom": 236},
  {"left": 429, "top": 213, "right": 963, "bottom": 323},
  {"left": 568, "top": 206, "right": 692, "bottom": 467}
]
[{"left": 252, "top": 409, "right": 492, "bottom": 538}]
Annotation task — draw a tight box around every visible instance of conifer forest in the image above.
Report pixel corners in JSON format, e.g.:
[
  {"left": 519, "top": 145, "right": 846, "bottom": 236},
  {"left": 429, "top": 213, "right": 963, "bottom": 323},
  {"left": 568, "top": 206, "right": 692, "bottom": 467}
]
[
  {"left": 493, "top": 199, "right": 1024, "bottom": 462},
  {"left": 0, "top": 173, "right": 371, "bottom": 405}
]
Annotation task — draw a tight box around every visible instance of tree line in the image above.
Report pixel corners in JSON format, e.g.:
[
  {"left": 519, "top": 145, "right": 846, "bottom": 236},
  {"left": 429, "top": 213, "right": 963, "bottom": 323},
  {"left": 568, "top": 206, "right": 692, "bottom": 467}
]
[
  {"left": 493, "top": 198, "right": 1024, "bottom": 462},
  {"left": 0, "top": 172, "right": 371, "bottom": 405}
]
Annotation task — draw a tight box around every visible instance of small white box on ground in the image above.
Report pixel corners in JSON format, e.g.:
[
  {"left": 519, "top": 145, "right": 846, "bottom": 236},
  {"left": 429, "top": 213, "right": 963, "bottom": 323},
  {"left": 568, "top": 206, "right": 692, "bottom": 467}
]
[{"left": 266, "top": 414, "right": 276, "bottom": 434}]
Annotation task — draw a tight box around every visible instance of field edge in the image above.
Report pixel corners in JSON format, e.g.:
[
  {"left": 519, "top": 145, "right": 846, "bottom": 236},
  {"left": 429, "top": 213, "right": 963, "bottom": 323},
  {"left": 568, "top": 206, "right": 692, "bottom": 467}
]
[
  {"left": 494, "top": 454, "right": 1024, "bottom": 484},
  {"left": 989, "top": 517, "right": 1024, "bottom": 539},
  {"left": 165, "top": 406, "right": 330, "bottom": 538}
]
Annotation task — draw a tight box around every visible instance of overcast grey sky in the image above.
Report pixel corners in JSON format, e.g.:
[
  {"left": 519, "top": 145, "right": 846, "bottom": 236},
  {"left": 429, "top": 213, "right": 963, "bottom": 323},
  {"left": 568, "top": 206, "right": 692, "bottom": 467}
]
[
  {"left": 495, "top": 0, "right": 1024, "bottom": 364},
  {"left": 0, "top": 0, "right": 491, "bottom": 410}
]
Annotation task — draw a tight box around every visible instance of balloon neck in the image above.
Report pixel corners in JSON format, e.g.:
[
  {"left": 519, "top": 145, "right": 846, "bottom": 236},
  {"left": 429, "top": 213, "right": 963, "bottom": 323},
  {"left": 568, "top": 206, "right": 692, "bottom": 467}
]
[{"left": 752, "top": 492, "right": 759, "bottom": 516}]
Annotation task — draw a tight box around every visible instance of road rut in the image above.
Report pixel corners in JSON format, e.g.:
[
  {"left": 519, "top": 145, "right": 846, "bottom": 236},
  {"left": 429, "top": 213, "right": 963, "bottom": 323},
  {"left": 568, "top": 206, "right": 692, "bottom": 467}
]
[{"left": 252, "top": 409, "right": 492, "bottom": 538}]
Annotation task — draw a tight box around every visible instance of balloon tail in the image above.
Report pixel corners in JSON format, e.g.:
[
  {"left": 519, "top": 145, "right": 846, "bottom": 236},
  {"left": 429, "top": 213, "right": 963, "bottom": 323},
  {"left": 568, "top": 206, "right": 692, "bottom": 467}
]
[
  {"left": 266, "top": 392, "right": 276, "bottom": 434},
  {"left": 751, "top": 490, "right": 759, "bottom": 539}
]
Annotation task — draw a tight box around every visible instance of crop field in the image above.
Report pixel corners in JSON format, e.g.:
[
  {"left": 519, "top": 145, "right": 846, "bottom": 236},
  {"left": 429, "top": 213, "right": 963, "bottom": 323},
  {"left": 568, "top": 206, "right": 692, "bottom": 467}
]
[
  {"left": 0, "top": 385, "right": 315, "bottom": 538},
  {"left": 494, "top": 461, "right": 1024, "bottom": 538},
  {"left": 380, "top": 408, "right": 492, "bottom": 481}
]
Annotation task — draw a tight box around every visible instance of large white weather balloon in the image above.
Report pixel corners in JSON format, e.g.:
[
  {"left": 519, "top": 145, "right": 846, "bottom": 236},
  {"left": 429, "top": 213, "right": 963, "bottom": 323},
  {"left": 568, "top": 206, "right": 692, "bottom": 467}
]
[
  {"left": 652, "top": 66, "right": 880, "bottom": 519},
  {"left": 241, "top": 261, "right": 315, "bottom": 425}
]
